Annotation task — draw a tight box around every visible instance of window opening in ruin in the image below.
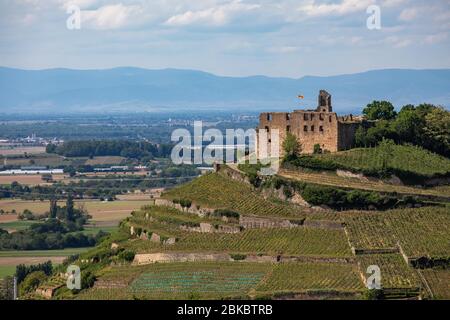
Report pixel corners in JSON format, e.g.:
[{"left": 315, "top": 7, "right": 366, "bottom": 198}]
[
  {"left": 304, "top": 125, "right": 308, "bottom": 132},
  {"left": 286, "top": 125, "right": 291, "bottom": 132},
  {"left": 267, "top": 114, "right": 272, "bottom": 121},
  {"left": 311, "top": 126, "right": 315, "bottom": 131},
  {"left": 319, "top": 126, "right": 323, "bottom": 132}
]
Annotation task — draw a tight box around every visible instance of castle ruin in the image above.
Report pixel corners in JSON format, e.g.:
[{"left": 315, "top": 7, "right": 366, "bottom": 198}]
[{"left": 258, "top": 90, "right": 363, "bottom": 154}]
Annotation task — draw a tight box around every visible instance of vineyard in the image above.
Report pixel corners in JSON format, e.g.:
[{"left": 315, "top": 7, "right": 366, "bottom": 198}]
[
  {"left": 356, "top": 254, "right": 421, "bottom": 290},
  {"left": 420, "top": 269, "right": 450, "bottom": 299},
  {"left": 279, "top": 170, "right": 449, "bottom": 198},
  {"left": 78, "top": 261, "right": 368, "bottom": 300},
  {"left": 344, "top": 207, "right": 450, "bottom": 258},
  {"left": 162, "top": 172, "right": 306, "bottom": 217},
  {"left": 315, "top": 144, "right": 450, "bottom": 177},
  {"left": 126, "top": 227, "right": 352, "bottom": 257},
  {"left": 256, "top": 262, "right": 364, "bottom": 294}
]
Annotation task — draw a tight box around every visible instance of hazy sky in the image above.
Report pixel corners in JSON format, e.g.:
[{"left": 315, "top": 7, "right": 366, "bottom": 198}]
[{"left": 0, "top": 0, "right": 449, "bottom": 77}]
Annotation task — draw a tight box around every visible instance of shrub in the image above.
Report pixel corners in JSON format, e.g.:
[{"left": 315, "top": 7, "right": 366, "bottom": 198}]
[
  {"left": 230, "top": 254, "right": 247, "bottom": 261},
  {"left": 212, "top": 209, "right": 240, "bottom": 219},
  {"left": 19, "top": 271, "right": 47, "bottom": 294},
  {"left": 118, "top": 250, "right": 135, "bottom": 262}
]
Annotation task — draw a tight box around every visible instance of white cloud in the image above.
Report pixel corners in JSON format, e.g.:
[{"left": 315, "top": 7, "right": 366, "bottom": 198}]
[
  {"left": 385, "top": 36, "right": 412, "bottom": 48},
  {"left": 165, "top": 0, "right": 261, "bottom": 27},
  {"left": 298, "top": 0, "right": 375, "bottom": 17},
  {"left": 81, "top": 4, "right": 143, "bottom": 30}
]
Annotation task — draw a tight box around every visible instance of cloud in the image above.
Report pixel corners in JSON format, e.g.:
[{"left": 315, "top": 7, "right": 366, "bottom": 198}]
[
  {"left": 385, "top": 36, "right": 412, "bottom": 48},
  {"left": 399, "top": 7, "right": 419, "bottom": 21},
  {"left": 298, "top": 0, "right": 375, "bottom": 17},
  {"left": 81, "top": 3, "right": 143, "bottom": 30},
  {"left": 423, "top": 32, "right": 448, "bottom": 44},
  {"left": 165, "top": 0, "right": 261, "bottom": 27}
]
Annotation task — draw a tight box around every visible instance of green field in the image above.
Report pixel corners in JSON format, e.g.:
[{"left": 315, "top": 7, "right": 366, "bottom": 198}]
[
  {"left": 315, "top": 144, "right": 450, "bottom": 177},
  {"left": 163, "top": 172, "right": 306, "bottom": 218},
  {"left": 0, "top": 220, "right": 38, "bottom": 231},
  {"left": 0, "top": 248, "right": 90, "bottom": 257},
  {"left": 0, "top": 265, "right": 16, "bottom": 277}
]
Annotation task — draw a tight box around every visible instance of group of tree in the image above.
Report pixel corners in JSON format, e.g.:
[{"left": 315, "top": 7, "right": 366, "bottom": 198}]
[
  {"left": 0, "top": 196, "right": 107, "bottom": 251},
  {"left": 46, "top": 140, "right": 172, "bottom": 159},
  {"left": 356, "top": 101, "right": 450, "bottom": 157}
]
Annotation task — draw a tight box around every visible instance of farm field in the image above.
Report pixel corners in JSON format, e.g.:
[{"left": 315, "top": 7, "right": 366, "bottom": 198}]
[
  {"left": 0, "top": 146, "right": 46, "bottom": 156},
  {"left": 279, "top": 169, "right": 450, "bottom": 198},
  {"left": 0, "top": 199, "right": 150, "bottom": 224},
  {"left": 0, "top": 265, "right": 16, "bottom": 277},
  {"left": 344, "top": 207, "right": 450, "bottom": 258},
  {"left": 0, "top": 248, "right": 90, "bottom": 277},
  {"left": 163, "top": 172, "right": 308, "bottom": 218},
  {"left": 0, "top": 174, "right": 67, "bottom": 185},
  {"left": 0, "top": 220, "right": 38, "bottom": 232},
  {"left": 84, "top": 156, "right": 127, "bottom": 166},
  {"left": 0, "top": 248, "right": 90, "bottom": 257},
  {"left": 420, "top": 269, "right": 450, "bottom": 299},
  {"left": 314, "top": 144, "right": 450, "bottom": 177}
]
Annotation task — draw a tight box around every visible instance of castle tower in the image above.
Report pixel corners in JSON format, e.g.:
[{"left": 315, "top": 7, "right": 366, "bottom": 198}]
[{"left": 317, "top": 90, "right": 332, "bottom": 112}]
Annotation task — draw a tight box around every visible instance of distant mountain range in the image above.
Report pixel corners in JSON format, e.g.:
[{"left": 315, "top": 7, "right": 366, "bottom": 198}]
[{"left": 0, "top": 67, "right": 449, "bottom": 114}]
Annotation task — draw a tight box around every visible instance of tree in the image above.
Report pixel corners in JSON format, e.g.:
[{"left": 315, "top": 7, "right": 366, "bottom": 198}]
[
  {"left": 19, "top": 271, "right": 47, "bottom": 295},
  {"left": 423, "top": 107, "right": 450, "bottom": 157},
  {"left": 282, "top": 132, "right": 301, "bottom": 161},
  {"left": 66, "top": 194, "right": 75, "bottom": 221},
  {"left": 392, "top": 107, "right": 423, "bottom": 144},
  {"left": 363, "top": 101, "right": 397, "bottom": 120},
  {"left": 49, "top": 198, "right": 58, "bottom": 219}
]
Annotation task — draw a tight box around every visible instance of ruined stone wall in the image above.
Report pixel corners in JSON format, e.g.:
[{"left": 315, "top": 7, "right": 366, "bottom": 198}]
[
  {"left": 258, "top": 111, "right": 340, "bottom": 154},
  {"left": 337, "top": 121, "right": 360, "bottom": 150}
]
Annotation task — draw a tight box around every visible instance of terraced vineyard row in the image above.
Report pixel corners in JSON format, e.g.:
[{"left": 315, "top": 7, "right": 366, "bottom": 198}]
[
  {"left": 279, "top": 170, "right": 449, "bottom": 198},
  {"left": 256, "top": 262, "right": 364, "bottom": 293},
  {"left": 163, "top": 172, "right": 305, "bottom": 217},
  {"left": 126, "top": 227, "right": 352, "bottom": 257},
  {"left": 420, "top": 269, "right": 450, "bottom": 299},
  {"left": 356, "top": 254, "right": 421, "bottom": 289},
  {"left": 79, "top": 262, "right": 272, "bottom": 299},
  {"left": 316, "top": 144, "right": 450, "bottom": 176},
  {"left": 344, "top": 207, "right": 450, "bottom": 258}
]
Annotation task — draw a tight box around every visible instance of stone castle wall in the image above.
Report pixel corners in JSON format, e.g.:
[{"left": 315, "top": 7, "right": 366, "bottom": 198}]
[{"left": 258, "top": 90, "right": 363, "bottom": 154}]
